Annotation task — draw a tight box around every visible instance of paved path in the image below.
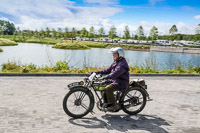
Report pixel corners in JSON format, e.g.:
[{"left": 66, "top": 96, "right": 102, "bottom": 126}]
[{"left": 0, "top": 76, "right": 200, "bottom": 133}]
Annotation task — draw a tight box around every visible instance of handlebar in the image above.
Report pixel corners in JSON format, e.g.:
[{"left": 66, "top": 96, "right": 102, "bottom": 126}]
[{"left": 87, "top": 73, "right": 107, "bottom": 82}]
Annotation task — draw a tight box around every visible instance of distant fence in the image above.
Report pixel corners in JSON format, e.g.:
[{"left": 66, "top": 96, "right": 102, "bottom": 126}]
[{"left": 150, "top": 46, "right": 200, "bottom": 54}]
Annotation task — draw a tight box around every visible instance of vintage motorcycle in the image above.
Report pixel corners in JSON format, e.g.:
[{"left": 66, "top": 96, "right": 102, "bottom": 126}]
[{"left": 63, "top": 73, "right": 152, "bottom": 118}]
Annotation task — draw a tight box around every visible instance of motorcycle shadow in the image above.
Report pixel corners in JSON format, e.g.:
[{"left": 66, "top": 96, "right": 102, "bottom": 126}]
[{"left": 68, "top": 114, "right": 170, "bottom": 132}]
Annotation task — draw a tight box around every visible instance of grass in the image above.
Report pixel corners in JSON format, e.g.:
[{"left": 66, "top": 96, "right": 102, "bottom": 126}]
[
  {"left": 53, "top": 40, "right": 109, "bottom": 50},
  {"left": 1, "top": 61, "right": 200, "bottom": 74},
  {"left": 53, "top": 41, "right": 90, "bottom": 50},
  {"left": 0, "top": 38, "right": 18, "bottom": 46},
  {"left": 53, "top": 41, "right": 151, "bottom": 50},
  {"left": 81, "top": 41, "right": 108, "bottom": 48},
  {"left": 26, "top": 37, "right": 60, "bottom": 44},
  {"left": 0, "top": 35, "right": 61, "bottom": 45},
  {"left": 0, "top": 48, "right": 2, "bottom": 52}
]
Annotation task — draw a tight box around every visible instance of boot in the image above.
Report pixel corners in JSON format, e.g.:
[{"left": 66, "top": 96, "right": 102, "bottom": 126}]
[{"left": 107, "top": 104, "right": 120, "bottom": 112}]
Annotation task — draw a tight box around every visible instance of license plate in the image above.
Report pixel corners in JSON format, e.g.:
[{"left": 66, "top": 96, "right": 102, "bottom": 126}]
[{"left": 68, "top": 82, "right": 81, "bottom": 89}]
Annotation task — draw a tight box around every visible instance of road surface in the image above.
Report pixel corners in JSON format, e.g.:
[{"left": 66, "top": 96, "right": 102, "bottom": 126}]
[{"left": 0, "top": 76, "right": 200, "bottom": 133}]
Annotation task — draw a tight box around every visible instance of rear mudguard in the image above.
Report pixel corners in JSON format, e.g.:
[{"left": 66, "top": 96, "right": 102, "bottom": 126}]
[
  {"left": 124, "top": 86, "right": 151, "bottom": 100},
  {"left": 140, "top": 86, "right": 150, "bottom": 98}
]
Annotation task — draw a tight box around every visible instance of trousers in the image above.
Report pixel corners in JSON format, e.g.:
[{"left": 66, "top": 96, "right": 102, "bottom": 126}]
[{"left": 104, "top": 84, "right": 119, "bottom": 105}]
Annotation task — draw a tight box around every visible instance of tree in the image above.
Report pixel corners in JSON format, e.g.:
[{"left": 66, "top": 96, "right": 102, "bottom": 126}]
[
  {"left": 70, "top": 27, "right": 77, "bottom": 43},
  {"left": 34, "top": 30, "right": 39, "bottom": 38},
  {"left": 80, "top": 27, "right": 88, "bottom": 38},
  {"left": 0, "top": 20, "right": 16, "bottom": 35},
  {"left": 149, "top": 26, "right": 158, "bottom": 40},
  {"left": 51, "top": 28, "right": 57, "bottom": 38},
  {"left": 57, "top": 28, "right": 63, "bottom": 38},
  {"left": 169, "top": 25, "right": 178, "bottom": 35},
  {"left": 64, "top": 27, "right": 69, "bottom": 39},
  {"left": 89, "top": 26, "right": 95, "bottom": 38},
  {"left": 108, "top": 25, "right": 117, "bottom": 39},
  {"left": 39, "top": 29, "right": 45, "bottom": 38},
  {"left": 71, "top": 27, "right": 77, "bottom": 38},
  {"left": 123, "top": 25, "right": 130, "bottom": 39},
  {"left": 136, "top": 26, "right": 144, "bottom": 40},
  {"left": 45, "top": 27, "right": 50, "bottom": 37},
  {"left": 0, "top": 25, "right": 3, "bottom": 35},
  {"left": 195, "top": 24, "right": 200, "bottom": 34},
  {"left": 98, "top": 27, "right": 105, "bottom": 38}
]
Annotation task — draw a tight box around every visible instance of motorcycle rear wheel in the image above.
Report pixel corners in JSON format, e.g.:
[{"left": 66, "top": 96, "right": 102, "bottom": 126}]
[{"left": 121, "top": 87, "right": 147, "bottom": 115}]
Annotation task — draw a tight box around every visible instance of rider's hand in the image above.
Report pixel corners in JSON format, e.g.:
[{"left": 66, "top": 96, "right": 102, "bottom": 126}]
[
  {"left": 102, "top": 75, "right": 110, "bottom": 80},
  {"left": 91, "top": 71, "right": 100, "bottom": 74}
]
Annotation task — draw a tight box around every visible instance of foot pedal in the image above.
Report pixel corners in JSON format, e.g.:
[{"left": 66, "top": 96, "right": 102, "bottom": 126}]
[{"left": 147, "top": 98, "right": 153, "bottom": 101}]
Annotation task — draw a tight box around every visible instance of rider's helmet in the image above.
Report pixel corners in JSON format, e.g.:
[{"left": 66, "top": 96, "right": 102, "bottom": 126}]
[{"left": 108, "top": 47, "right": 125, "bottom": 58}]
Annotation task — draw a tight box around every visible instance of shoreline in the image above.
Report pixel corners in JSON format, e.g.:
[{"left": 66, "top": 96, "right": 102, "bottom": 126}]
[{"left": 150, "top": 46, "right": 200, "bottom": 54}]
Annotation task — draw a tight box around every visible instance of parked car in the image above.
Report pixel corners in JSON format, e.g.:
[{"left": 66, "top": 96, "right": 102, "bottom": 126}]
[
  {"left": 118, "top": 39, "right": 127, "bottom": 43},
  {"left": 156, "top": 40, "right": 172, "bottom": 46},
  {"left": 93, "top": 39, "right": 99, "bottom": 42},
  {"left": 99, "top": 38, "right": 108, "bottom": 42},
  {"left": 127, "top": 39, "right": 134, "bottom": 44},
  {"left": 82, "top": 38, "right": 90, "bottom": 41},
  {"left": 107, "top": 39, "right": 114, "bottom": 43},
  {"left": 76, "top": 37, "right": 82, "bottom": 41}
]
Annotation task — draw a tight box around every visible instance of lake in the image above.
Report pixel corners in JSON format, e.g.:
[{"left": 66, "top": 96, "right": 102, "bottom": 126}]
[{"left": 0, "top": 43, "right": 200, "bottom": 71}]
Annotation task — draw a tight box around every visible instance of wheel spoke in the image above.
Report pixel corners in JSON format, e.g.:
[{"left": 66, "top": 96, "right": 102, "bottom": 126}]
[
  {"left": 79, "top": 92, "right": 86, "bottom": 101},
  {"left": 126, "top": 93, "right": 133, "bottom": 99},
  {"left": 74, "top": 92, "right": 78, "bottom": 101},
  {"left": 81, "top": 103, "right": 89, "bottom": 111}
]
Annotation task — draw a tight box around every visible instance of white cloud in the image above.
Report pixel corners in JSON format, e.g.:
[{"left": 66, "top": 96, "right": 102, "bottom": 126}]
[
  {"left": 194, "top": 15, "right": 200, "bottom": 19},
  {"left": 0, "top": 0, "right": 122, "bottom": 30},
  {"left": 0, "top": 0, "right": 197, "bottom": 35},
  {"left": 181, "top": 6, "right": 194, "bottom": 11},
  {"left": 116, "top": 23, "right": 137, "bottom": 37},
  {"left": 138, "top": 21, "right": 196, "bottom": 35},
  {"left": 0, "top": 17, "right": 10, "bottom": 21},
  {"left": 84, "top": 0, "right": 119, "bottom": 5},
  {"left": 149, "top": 0, "right": 165, "bottom": 6}
]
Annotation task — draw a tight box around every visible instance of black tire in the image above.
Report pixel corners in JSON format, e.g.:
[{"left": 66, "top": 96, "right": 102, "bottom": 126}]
[
  {"left": 121, "top": 87, "right": 146, "bottom": 115},
  {"left": 63, "top": 87, "right": 94, "bottom": 118}
]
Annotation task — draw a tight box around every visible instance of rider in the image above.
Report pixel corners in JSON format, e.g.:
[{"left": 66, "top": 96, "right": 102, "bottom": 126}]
[{"left": 96, "top": 47, "right": 130, "bottom": 111}]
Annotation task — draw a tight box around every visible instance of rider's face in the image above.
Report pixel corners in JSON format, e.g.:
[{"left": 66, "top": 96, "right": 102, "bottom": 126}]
[{"left": 113, "top": 53, "right": 119, "bottom": 61}]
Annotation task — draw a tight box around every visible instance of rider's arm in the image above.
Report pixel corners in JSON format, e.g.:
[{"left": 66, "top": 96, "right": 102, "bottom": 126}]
[
  {"left": 96, "top": 65, "right": 112, "bottom": 74},
  {"left": 108, "top": 65, "right": 126, "bottom": 80}
]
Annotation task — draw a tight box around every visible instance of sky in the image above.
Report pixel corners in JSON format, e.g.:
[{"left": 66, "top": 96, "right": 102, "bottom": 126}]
[{"left": 0, "top": 0, "right": 200, "bottom": 36}]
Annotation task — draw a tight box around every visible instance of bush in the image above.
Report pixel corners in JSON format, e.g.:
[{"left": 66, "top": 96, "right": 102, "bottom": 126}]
[
  {"left": 1, "top": 61, "right": 200, "bottom": 74},
  {"left": 54, "top": 61, "right": 70, "bottom": 71},
  {"left": 193, "top": 66, "right": 200, "bottom": 73}
]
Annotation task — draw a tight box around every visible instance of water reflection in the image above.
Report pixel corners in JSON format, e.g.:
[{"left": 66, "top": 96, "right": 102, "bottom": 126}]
[{"left": 0, "top": 43, "right": 200, "bottom": 71}]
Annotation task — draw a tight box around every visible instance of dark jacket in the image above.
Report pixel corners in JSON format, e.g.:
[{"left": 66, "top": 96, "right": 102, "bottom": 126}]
[{"left": 97, "top": 57, "right": 130, "bottom": 90}]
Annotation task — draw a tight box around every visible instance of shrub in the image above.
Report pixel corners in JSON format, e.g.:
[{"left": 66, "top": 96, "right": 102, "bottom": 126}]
[{"left": 193, "top": 66, "right": 200, "bottom": 73}]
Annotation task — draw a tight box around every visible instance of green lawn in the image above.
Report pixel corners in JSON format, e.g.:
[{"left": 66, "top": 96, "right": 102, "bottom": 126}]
[{"left": 0, "top": 38, "right": 18, "bottom": 46}]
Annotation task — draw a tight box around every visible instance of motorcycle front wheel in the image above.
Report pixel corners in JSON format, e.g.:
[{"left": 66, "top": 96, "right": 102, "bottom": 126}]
[
  {"left": 63, "top": 87, "right": 94, "bottom": 118},
  {"left": 121, "top": 87, "right": 147, "bottom": 115}
]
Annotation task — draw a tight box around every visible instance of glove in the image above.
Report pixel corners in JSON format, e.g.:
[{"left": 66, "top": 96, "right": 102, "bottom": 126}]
[
  {"left": 91, "top": 71, "right": 100, "bottom": 74},
  {"left": 102, "top": 75, "right": 110, "bottom": 80}
]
